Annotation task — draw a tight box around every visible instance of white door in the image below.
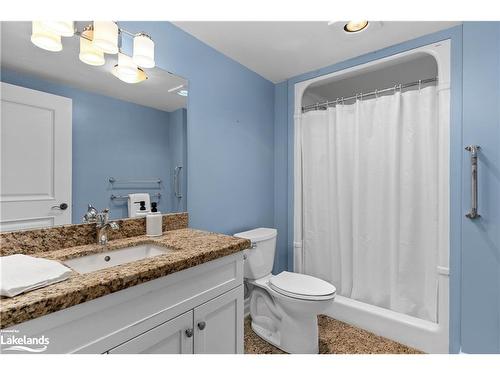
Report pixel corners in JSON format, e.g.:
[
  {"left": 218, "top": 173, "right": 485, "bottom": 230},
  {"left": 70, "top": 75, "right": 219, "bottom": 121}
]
[
  {"left": 108, "top": 311, "right": 194, "bottom": 354},
  {"left": 0, "top": 82, "right": 72, "bottom": 231},
  {"left": 193, "top": 285, "right": 244, "bottom": 354}
]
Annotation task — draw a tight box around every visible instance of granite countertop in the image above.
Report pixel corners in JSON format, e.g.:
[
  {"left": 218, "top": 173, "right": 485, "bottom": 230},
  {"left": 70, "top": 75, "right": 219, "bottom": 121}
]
[{"left": 0, "top": 228, "right": 250, "bottom": 329}]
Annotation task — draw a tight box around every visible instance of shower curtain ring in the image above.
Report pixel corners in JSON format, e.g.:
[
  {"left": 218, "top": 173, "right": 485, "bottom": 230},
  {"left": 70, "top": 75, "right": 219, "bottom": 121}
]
[
  {"left": 375, "top": 89, "right": 378, "bottom": 98},
  {"left": 418, "top": 79, "right": 422, "bottom": 92}
]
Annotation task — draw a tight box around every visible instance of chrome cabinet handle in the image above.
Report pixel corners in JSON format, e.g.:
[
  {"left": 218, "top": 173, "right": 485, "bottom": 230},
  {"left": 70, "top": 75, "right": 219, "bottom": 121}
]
[
  {"left": 185, "top": 328, "right": 193, "bottom": 338},
  {"left": 51, "top": 203, "right": 68, "bottom": 210},
  {"left": 197, "top": 321, "right": 206, "bottom": 330},
  {"left": 465, "top": 145, "right": 481, "bottom": 219}
]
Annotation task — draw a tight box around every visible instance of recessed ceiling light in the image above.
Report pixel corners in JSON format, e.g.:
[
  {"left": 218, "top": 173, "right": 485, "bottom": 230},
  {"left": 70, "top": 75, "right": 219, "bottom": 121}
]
[{"left": 344, "top": 21, "right": 369, "bottom": 33}]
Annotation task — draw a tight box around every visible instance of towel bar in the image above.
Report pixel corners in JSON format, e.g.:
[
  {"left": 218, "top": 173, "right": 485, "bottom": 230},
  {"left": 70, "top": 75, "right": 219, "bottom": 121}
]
[
  {"left": 109, "top": 177, "right": 162, "bottom": 184},
  {"left": 110, "top": 193, "right": 161, "bottom": 200}
]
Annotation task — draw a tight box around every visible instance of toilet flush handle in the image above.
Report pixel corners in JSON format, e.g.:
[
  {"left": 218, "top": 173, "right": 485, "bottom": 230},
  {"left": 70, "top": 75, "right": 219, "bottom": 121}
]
[{"left": 250, "top": 242, "right": 257, "bottom": 249}]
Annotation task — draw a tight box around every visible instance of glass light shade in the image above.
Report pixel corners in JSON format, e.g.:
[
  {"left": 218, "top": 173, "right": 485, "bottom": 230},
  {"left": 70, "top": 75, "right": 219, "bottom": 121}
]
[
  {"left": 112, "top": 53, "right": 148, "bottom": 84},
  {"left": 92, "top": 21, "right": 118, "bottom": 54},
  {"left": 41, "top": 21, "right": 74, "bottom": 37},
  {"left": 79, "top": 37, "right": 105, "bottom": 66},
  {"left": 31, "top": 21, "right": 62, "bottom": 52},
  {"left": 344, "top": 21, "right": 369, "bottom": 33},
  {"left": 132, "top": 33, "right": 155, "bottom": 68}
]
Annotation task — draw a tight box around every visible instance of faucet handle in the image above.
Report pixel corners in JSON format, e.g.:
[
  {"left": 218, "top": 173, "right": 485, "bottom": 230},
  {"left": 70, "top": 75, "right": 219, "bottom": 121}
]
[{"left": 82, "top": 203, "right": 98, "bottom": 223}]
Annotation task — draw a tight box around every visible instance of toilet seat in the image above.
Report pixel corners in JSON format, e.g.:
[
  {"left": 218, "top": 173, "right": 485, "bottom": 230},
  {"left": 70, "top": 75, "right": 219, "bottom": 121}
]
[{"left": 268, "top": 271, "right": 336, "bottom": 301}]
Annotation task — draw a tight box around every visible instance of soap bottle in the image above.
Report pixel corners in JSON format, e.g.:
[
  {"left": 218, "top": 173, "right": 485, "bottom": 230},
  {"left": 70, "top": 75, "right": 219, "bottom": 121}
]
[{"left": 146, "top": 202, "right": 162, "bottom": 237}]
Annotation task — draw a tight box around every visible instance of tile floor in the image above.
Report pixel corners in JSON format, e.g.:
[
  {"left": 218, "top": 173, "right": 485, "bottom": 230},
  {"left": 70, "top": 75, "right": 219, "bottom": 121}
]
[{"left": 244, "top": 315, "right": 423, "bottom": 354}]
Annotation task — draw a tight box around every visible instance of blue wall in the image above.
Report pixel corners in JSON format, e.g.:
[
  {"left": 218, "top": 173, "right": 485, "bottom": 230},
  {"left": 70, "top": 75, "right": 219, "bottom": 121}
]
[
  {"left": 461, "top": 22, "right": 500, "bottom": 354},
  {"left": 1, "top": 68, "right": 180, "bottom": 221},
  {"left": 119, "top": 22, "right": 276, "bottom": 236},
  {"left": 278, "top": 26, "right": 465, "bottom": 352}
]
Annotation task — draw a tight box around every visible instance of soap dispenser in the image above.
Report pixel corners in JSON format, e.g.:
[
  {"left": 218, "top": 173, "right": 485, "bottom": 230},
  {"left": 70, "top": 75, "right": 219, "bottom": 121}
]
[{"left": 146, "top": 202, "right": 162, "bottom": 237}]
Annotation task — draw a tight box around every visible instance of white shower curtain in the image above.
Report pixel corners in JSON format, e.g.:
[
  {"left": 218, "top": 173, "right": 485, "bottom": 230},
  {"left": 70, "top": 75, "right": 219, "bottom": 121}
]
[{"left": 301, "top": 86, "right": 439, "bottom": 322}]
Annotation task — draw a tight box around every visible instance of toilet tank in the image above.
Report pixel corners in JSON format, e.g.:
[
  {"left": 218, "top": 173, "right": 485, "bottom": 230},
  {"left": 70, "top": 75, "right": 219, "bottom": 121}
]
[{"left": 234, "top": 228, "right": 277, "bottom": 280}]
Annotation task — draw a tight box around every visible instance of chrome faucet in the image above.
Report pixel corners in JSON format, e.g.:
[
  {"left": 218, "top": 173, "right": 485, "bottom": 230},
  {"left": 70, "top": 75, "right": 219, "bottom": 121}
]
[{"left": 96, "top": 208, "right": 119, "bottom": 246}]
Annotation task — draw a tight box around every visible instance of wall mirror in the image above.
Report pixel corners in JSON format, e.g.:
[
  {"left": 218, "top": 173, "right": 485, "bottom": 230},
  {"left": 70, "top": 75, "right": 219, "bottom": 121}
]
[{"left": 0, "top": 21, "right": 188, "bottom": 231}]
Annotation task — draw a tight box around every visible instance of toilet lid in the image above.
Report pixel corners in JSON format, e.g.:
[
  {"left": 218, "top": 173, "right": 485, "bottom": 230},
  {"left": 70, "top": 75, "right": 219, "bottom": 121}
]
[{"left": 269, "top": 272, "right": 336, "bottom": 300}]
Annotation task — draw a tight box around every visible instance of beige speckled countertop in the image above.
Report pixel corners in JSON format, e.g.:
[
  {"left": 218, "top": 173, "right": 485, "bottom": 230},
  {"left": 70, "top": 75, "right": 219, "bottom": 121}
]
[{"left": 0, "top": 228, "right": 250, "bottom": 329}]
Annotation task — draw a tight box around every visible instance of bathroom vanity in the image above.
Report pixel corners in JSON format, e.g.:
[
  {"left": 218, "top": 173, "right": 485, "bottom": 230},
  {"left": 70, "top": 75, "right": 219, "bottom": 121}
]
[{"left": 0, "top": 214, "right": 250, "bottom": 354}]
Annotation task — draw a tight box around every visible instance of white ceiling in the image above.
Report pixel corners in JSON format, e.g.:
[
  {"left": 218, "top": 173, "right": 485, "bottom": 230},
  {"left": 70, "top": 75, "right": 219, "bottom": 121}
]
[
  {"left": 1, "top": 21, "right": 187, "bottom": 112},
  {"left": 173, "top": 21, "right": 461, "bottom": 83}
]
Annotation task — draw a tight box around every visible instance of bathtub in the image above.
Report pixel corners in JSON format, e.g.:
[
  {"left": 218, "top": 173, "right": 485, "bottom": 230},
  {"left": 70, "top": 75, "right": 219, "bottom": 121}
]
[{"left": 323, "top": 269, "right": 449, "bottom": 353}]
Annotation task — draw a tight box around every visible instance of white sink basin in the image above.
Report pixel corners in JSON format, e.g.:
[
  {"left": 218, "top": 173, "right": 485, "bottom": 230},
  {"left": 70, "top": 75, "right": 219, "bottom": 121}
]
[{"left": 63, "top": 244, "right": 172, "bottom": 274}]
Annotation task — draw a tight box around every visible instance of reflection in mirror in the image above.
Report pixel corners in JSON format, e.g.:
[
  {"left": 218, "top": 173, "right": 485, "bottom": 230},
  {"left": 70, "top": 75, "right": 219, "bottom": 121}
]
[{"left": 0, "top": 21, "right": 188, "bottom": 231}]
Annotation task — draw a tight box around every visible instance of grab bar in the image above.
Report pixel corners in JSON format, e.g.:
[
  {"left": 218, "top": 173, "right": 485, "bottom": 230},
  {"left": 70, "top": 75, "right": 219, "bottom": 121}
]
[
  {"left": 173, "top": 166, "right": 183, "bottom": 199},
  {"left": 465, "top": 145, "right": 480, "bottom": 219}
]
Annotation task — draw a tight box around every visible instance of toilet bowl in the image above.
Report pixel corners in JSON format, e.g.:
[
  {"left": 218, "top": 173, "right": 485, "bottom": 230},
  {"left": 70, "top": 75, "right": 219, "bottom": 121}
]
[{"left": 234, "top": 228, "right": 336, "bottom": 354}]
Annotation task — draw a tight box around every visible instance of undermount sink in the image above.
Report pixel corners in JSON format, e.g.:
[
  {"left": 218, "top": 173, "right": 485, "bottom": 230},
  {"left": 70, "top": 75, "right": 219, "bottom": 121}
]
[{"left": 63, "top": 244, "right": 172, "bottom": 274}]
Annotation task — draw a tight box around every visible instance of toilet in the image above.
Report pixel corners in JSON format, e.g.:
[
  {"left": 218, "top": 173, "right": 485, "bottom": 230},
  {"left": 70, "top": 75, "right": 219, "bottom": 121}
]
[{"left": 234, "top": 227, "right": 336, "bottom": 354}]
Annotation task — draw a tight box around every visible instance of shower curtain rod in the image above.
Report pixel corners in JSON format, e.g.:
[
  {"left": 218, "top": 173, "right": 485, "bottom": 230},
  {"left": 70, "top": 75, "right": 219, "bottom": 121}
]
[{"left": 301, "top": 77, "right": 438, "bottom": 112}]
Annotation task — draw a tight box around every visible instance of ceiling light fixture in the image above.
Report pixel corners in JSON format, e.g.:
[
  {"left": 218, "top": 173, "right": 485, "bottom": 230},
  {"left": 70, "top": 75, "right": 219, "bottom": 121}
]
[
  {"left": 41, "top": 21, "right": 75, "bottom": 37},
  {"left": 30, "top": 21, "right": 155, "bottom": 84},
  {"left": 344, "top": 20, "right": 369, "bottom": 33},
  {"left": 93, "top": 21, "right": 119, "bottom": 54},
  {"left": 133, "top": 33, "right": 155, "bottom": 68},
  {"left": 112, "top": 53, "right": 148, "bottom": 84},
  {"left": 31, "top": 21, "right": 63, "bottom": 52},
  {"left": 78, "top": 25, "right": 105, "bottom": 66}
]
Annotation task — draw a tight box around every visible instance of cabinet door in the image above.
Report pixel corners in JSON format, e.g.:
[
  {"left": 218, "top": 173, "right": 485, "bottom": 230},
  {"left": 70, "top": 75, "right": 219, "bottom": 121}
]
[
  {"left": 108, "top": 311, "right": 193, "bottom": 354},
  {"left": 193, "top": 285, "right": 243, "bottom": 354}
]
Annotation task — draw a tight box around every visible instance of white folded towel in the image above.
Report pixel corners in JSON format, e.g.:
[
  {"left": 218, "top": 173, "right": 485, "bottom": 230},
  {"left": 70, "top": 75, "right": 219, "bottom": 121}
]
[
  {"left": 0, "top": 254, "right": 72, "bottom": 297},
  {"left": 128, "top": 193, "right": 151, "bottom": 218}
]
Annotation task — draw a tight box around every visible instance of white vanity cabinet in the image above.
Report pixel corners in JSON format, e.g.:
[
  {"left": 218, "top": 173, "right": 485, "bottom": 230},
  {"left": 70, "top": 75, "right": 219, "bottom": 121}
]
[
  {"left": 108, "top": 286, "right": 243, "bottom": 354},
  {"left": 8, "top": 252, "right": 244, "bottom": 354}
]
